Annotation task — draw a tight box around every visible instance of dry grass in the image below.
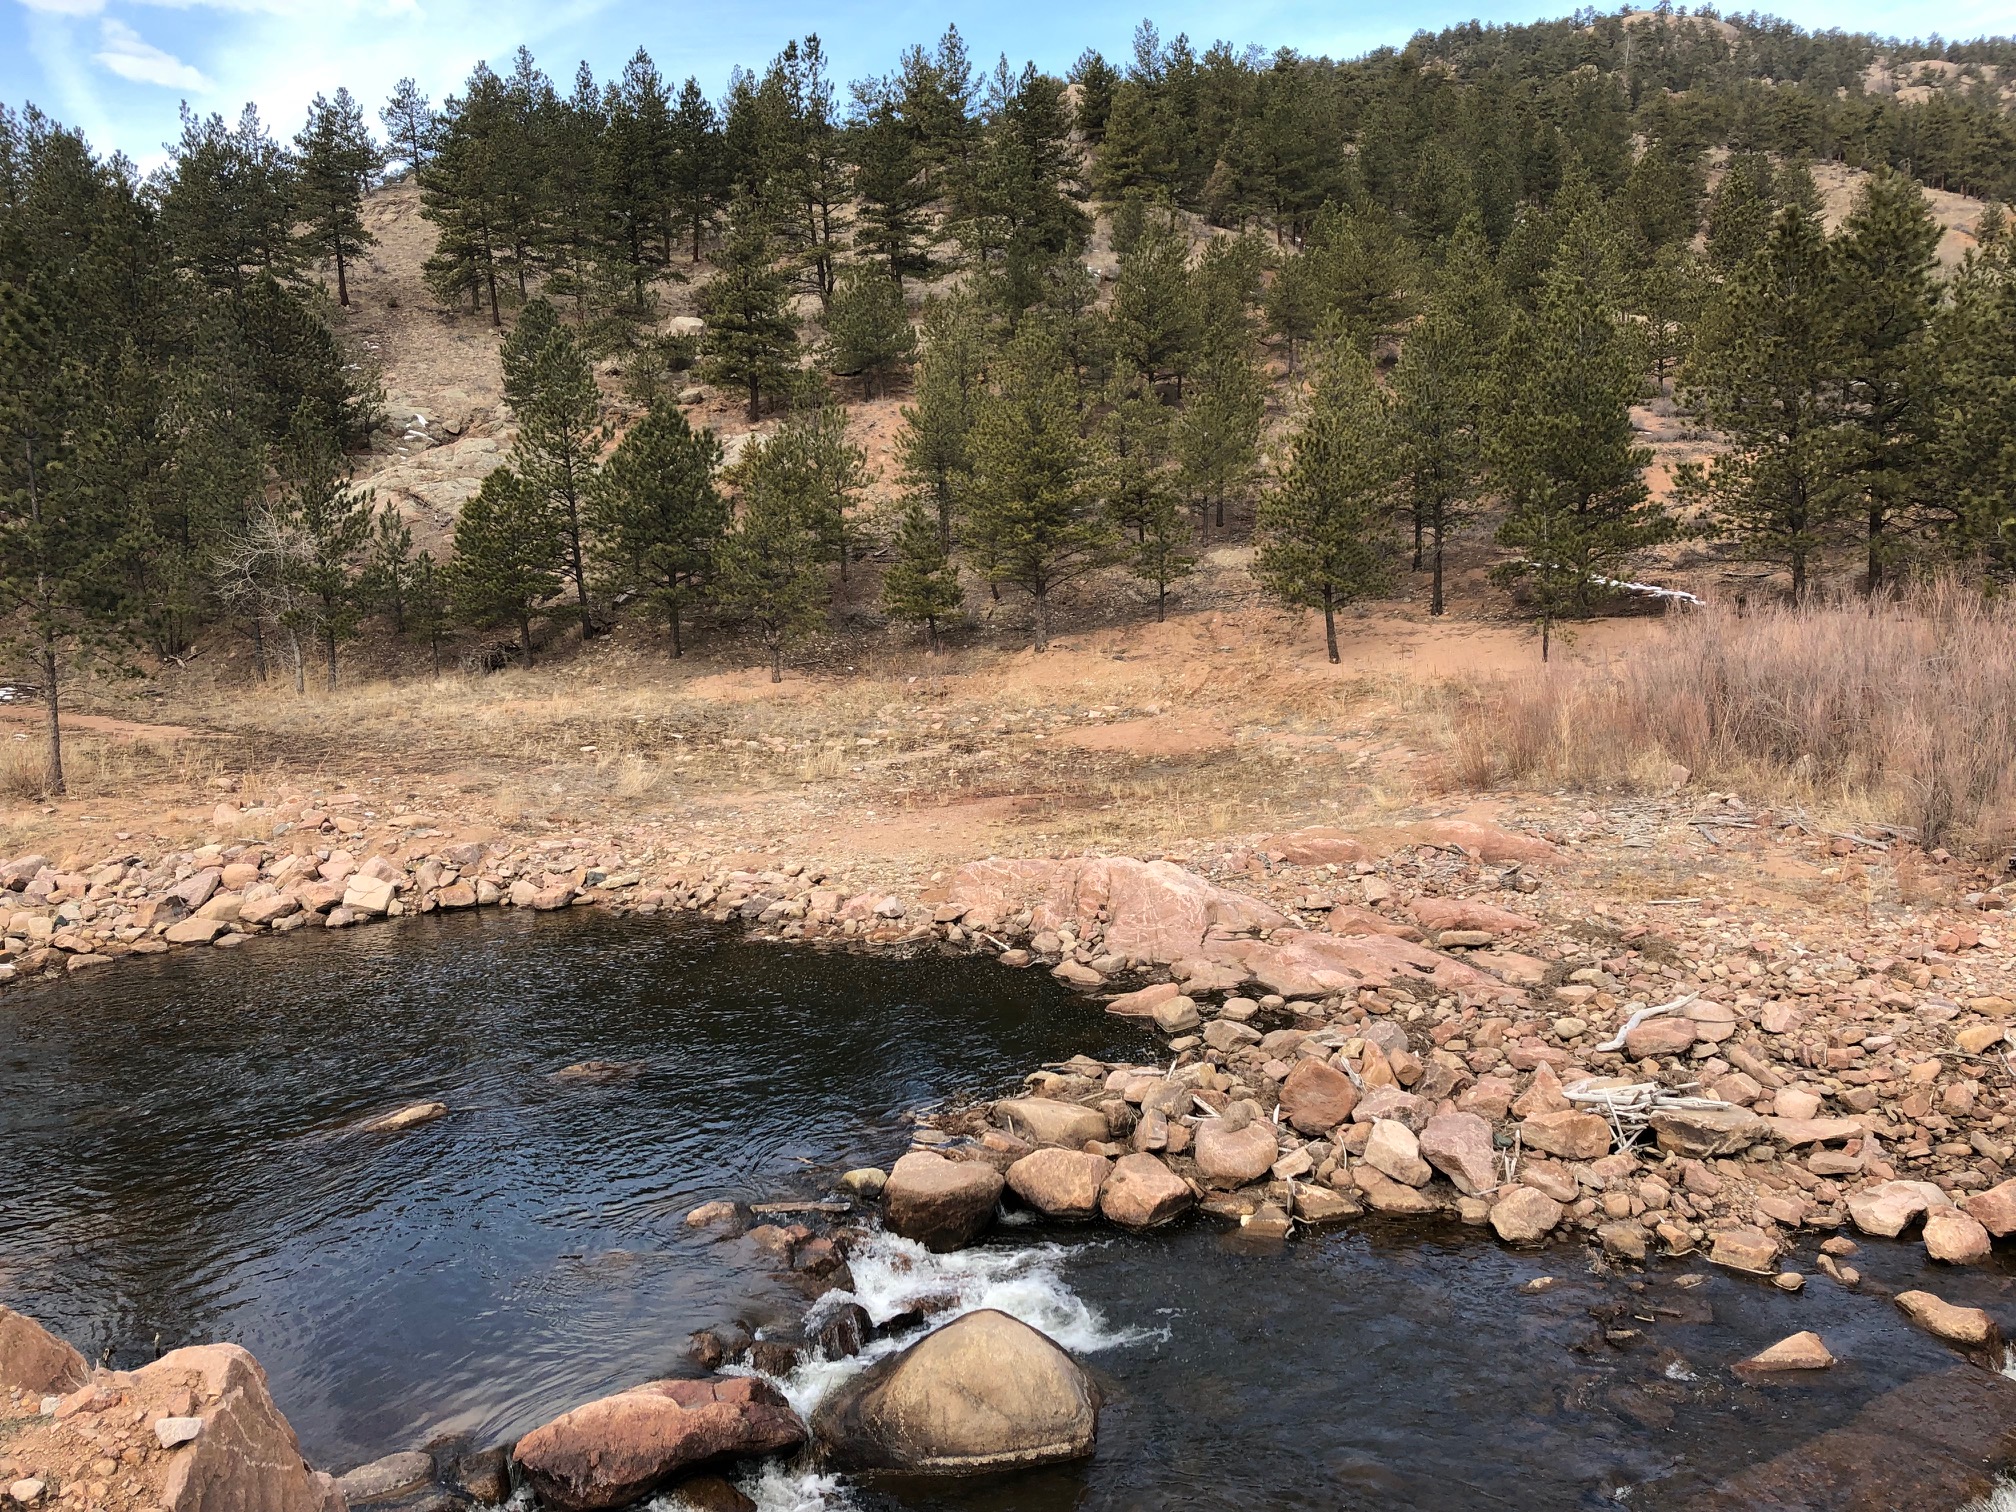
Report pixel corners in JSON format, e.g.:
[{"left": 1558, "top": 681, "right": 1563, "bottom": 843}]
[{"left": 1456, "top": 579, "right": 2016, "bottom": 855}]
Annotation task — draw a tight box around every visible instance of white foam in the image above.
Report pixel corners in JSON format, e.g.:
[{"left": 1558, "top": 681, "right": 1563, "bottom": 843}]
[
  {"left": 1960, "top": 1475, "right": 2016, "bottom": 1512},
  {"left": 736, "top": 1233, "right": 1165, "bottom": 1421},
  {"left": 643, "top": 1464, "right": 852, "bottom": 1512}
]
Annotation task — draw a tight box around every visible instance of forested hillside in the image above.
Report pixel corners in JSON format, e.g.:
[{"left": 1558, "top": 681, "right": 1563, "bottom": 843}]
[{"left": 2, "top": 8, "right": 2015, "bottom": 789}]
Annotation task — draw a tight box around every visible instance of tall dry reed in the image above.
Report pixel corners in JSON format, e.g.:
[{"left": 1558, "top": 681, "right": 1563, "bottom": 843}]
[{"left": 1454, "top": 579, "right": 2016, "bottom": 855}]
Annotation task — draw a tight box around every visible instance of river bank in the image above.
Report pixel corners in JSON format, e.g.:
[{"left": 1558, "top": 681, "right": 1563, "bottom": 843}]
[{"left": 7, "top": 779, "right": 2016, "bottom": 1507}]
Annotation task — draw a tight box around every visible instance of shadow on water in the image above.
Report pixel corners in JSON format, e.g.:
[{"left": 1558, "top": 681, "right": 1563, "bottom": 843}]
[{"left": 5, "top": 910, "right": 2016, "bottom": 1510}]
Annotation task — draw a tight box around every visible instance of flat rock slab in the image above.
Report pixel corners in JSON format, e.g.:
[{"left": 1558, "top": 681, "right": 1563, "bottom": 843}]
[{"left": 1679, "top": 1368, "right": 2016, "bottom": 1511}]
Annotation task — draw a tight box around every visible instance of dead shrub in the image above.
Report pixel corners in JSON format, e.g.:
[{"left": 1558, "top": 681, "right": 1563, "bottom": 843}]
[
  {"left": 0, "top": 737, "right": 48, "bottom": 799},
  {"left": 1457, "top": 578, "right": 2016, "bottom": 856}
]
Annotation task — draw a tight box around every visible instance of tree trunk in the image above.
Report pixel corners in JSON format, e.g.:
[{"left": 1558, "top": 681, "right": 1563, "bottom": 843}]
[
  {"left": 324, "top": 627, "right": 338, "bottom": 691},
  {"left": 287, "top": 627, "right": 306, "bottom": 693},
  {"left": 1157, "top": 580, "right": 1167, "bottom": 622},
  {"left": 1541, "top": 610, "right": 1552, "bottom": 664},
  {"left": 520, "top": 611, "right": 535, "bottom": 668},
  {"left": 670, "top": 603, "right": 684, "bottom": 658},
  {"left": 747, "top": 378, "right": 761, "bottom": 424},
  {"left": 40, "top": 632, "right": 63, "bottom": 796},
  {"left": 926, "top": 614, "right": 939, "bottom": 654},
  {"left": 1412, "top": 507, "right": 1424, "bottom": 572},
  {"left": 335, "top": 245, "right": 349, "bottom": 307},
  {"left": 1866, "top": 501, "right": 1885, "bottom": 593},
  {"left": 1430, "top": 513, "right": 1446, "bottom": 617},
  {"left": 1322, "top": 584, "right": 1339, "bottom": 664},
  {"left": 250, "top": 612, "right": 268, "bottom": 682},
  {"left": 430, "top": 629, "right": 442, "bottom": 678},
  {"left": 1791, "top": 549, "right": 1807, "bottom": 603},
  {"left": 770, "top": 638, "right": 783, "bottom": 683},
  {"left": 1033, "top": 587, "right": 1049, "bottom": 652}
]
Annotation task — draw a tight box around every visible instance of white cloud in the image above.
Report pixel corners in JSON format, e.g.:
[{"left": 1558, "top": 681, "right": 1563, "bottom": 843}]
[
  {"left": 16, "top": 0, "right": 108, "bottom": 16},
  {"left": 92, "top": 18, "right": 211, "bottom": 90}
]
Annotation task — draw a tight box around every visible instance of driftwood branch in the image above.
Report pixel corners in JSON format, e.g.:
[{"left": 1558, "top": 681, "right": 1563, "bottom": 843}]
[{"left": 1593, "top": 993, "right": 1699, "bottom": 1053}]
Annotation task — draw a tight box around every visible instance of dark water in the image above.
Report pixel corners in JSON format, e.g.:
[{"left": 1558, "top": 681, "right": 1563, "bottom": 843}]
[
  {"left": 4, "top": 912, "right": 2014, "bottom": 1511},
  {"left": 0, "top": 911, "right": 1151, "bottom": 1467}
]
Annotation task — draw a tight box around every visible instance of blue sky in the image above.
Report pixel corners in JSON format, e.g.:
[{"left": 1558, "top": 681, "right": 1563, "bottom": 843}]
[{"left": 5, "top": 0, "right": 2009, "bottom": 170}]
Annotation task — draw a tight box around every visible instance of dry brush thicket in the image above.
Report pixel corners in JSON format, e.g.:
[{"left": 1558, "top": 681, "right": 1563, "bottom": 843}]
[{"left": 1457, "top": 581, "right": 2016, "bottom": 854}]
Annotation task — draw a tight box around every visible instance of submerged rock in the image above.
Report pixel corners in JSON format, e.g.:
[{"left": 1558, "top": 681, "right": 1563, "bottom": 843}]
[
  {"left": 514, "top": 1377, "right": 805, "bottom": 1511},
  {"left": 358, "top": 1101, "right": 448, "bottom": 1133},
  {"left": 810, "top": 1309, "right": 1098, "bottom": 1474},
  {"left": 337, "top": 1449, "right": 434, "bottom": 1504},
  {"left": 882, "top": 1152, "right": 1003, "bottom": 1251}
]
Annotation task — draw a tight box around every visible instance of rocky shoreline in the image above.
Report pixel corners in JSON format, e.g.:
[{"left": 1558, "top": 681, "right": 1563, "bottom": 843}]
[{"left": 8, "top": 794, "right": 2016, "bottom": 1509}]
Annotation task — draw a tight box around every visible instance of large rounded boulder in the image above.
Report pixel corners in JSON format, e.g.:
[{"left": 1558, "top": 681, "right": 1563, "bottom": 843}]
[
  {"left": 811, "top": 1309, "right": 1099, "bottom": 1473},
  {"left": 882, "top": 1152, "right": 1003, "bottom": 1251}
]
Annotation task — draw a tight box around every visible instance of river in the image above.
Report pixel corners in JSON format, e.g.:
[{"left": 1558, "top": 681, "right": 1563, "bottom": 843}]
[{"left": 3, "top": 911, "right": 2012, "bottom": 1510}]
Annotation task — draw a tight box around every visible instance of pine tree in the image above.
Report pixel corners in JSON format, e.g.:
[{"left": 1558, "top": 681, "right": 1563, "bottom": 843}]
[
  {"left": 0, "top": 283, "right": 137, "bottom": 792},
  {"left": 512, "top": 317, "right": 608, "bottom": 626},
  {"left": 1253, "top": 335, "right": 1397, "bottom": 663},
  {"left": 1832, "top": 168, "right": 1941, "bottom": 591},
  {"left": 1639, "top": 243, "right": 1707, "bottom": 387},
  {"left": 294, "top": 89, "right": 381, "bottom": 307},
  {"left": 670, "top": 78, "right": 723, "bottom": 262},
  {"left": 599, "top": 49, "right": 676, "bottom": 308},
  {"left": 449, "top": 466, "right": 559, "bottom": 664},
  {"left": 1095, "top": 374, "right": 1190, "bottom": 619},
  {"left": 500, "top": 297, "right": 562, "bottom": 413},
  {"left": 1706, "top": 155, "right": 1773, "bottom": 273},
  {"left": 898, "top": 294, "right": 989, "bottom": 543},
  {"left": 1930, "top": 236, "right": 2016, "bottom": 569},
  {"left": 381, "top": 79, "right": 436, "bottom": 178},
  {"left": 409, "top": 550, "right": 449, "bottom": 676},
  {"left": 960, "top": 323, "right": 1118, "bottom": 650},
  {"left": 1393, "top": 229, "right": 1503, "bottom": 614},
  {"left": 881, "top": 497, "right": 962, "bottom": 650},
  {"left": 275, "top": 403, "right": 375, "bottom": 689},
  {"left": 850, "top": 94, "right": 934, "bottom": 283},
  {"left": 1678, "top": 204, "right": 1850, "bottom": 600},
  {"left": 699, "top": 200, "right": 799, "bottom": 421},
  {"left": 1178, "top": 333, "right": 1265, "bottom": 540},
  {"left": 156, "top": 104, "right": 301, "bottom": 296},
  {"left": 821, "top": 265, "right": 916, "bottom": 398},
  {"left": 422, "top": 65, "right": 512, "bottom": 324},
  {"left": 1109, "top": 216, "right": 1195, "bottom": 384},
  {"left": 591, "top": 403, "right": 727, "bottom": 656},
  {"left": 367, "top": 500, "right": 416, "bottom": 632},
  {"left": 1489, "top": 274, "right": 1666, "bottom": 660},
  {"left": 752, "top": 405, "right": 871, "bottom": 586},
  {"left": 717, "top": 431, "right": 829, "bottom": 681}
]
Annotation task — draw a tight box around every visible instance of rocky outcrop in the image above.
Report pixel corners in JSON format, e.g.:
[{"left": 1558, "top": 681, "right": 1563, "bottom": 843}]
[
  {"left": 1203, "top": 929, "right": 1522, "bottom": 1003},
  {"left": 514, "top": 1377, "right": 805, "bottom": 1510},
  {"left": 0, "top": 1306, "right": 87, "bottom": 1395},
  {"left": 142, "top": 1344, "right": 346, "bottom": 1512},
  {"left": 810, "top": 1310, "right": 1098, "bottom": 1473},
  {"left": 882, "top": 1152, "right": 1003, "bottom": 1251},
  {"left": 945, "top": 857, "right": 1286, "bottom": 962},
  {"left": 1260, "top": 828, "right": 1368, "bottom": 866}
]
